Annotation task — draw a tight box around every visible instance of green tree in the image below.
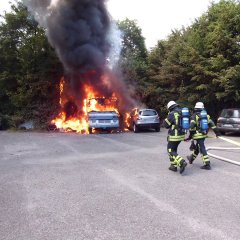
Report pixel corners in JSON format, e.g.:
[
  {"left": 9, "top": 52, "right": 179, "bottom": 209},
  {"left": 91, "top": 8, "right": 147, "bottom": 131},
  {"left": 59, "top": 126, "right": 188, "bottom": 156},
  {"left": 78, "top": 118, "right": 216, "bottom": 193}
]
[
  {"left": 118, "top": 18, "right": 147, "bottom": 62},
  {"left": 147, "top": 0, "right": 240, "bottom": 118},
  {"left": 184, "top": 0, "right": 240, "bottom": 115},
  {"left": 117, "top": 18, "right": 148, "bottom": 100},
  {"left": 0, "top": 2, "right": 62, "bottom": 128}
]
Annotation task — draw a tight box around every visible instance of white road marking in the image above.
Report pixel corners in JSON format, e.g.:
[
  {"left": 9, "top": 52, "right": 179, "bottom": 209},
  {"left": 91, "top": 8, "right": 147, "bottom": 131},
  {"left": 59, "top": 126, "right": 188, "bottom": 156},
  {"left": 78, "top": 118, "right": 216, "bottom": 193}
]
[{"left": 219, "top": 136, "right": 240, "bottom": 147}]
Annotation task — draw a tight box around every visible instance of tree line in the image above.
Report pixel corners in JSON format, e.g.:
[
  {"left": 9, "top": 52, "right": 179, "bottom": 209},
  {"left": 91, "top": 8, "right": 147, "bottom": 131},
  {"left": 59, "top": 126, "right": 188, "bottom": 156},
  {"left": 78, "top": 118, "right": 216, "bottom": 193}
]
[
  {"left": 120, "top": 0, "right": 240, "bottom": 118},
  {"left": 0, "top": 0, "right": 240, "bottom": 129}
]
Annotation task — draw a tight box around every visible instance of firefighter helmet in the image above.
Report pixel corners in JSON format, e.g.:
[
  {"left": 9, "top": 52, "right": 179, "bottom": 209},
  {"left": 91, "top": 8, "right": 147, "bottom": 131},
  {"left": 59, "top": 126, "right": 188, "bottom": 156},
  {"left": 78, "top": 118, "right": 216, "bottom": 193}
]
[
  {"left": 167, "top": 101, "right": 178, "bottom": 110},
  {"left": 194, "top": 102, "right": 204, "bottom": 109}
]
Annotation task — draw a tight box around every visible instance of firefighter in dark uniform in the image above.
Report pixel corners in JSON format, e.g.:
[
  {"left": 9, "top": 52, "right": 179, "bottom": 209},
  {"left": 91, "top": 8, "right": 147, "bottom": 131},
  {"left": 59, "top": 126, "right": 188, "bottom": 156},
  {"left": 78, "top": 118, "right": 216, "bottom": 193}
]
[
  {"left": 186, "top": 102, "right": 220, "bottom": 170},
  {"left": 164, "top": 101, "right": 187, "bottom": 174}
]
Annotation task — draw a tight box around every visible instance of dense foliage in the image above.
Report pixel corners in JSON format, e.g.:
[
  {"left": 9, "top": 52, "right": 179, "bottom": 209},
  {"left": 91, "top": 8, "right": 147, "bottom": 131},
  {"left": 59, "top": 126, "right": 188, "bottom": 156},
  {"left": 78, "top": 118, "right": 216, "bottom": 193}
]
[
  {"left": 0, "top": 2, "right": 62, "bottom": 129},
  {"left": 117, "top": 18, "right": 148, "bottom": 101},
  {"left": 146, "top": 0, "right": 240, "bottom": 118},
  {"left": 0, "top": 0, "right": 240, "bottom": 129}
]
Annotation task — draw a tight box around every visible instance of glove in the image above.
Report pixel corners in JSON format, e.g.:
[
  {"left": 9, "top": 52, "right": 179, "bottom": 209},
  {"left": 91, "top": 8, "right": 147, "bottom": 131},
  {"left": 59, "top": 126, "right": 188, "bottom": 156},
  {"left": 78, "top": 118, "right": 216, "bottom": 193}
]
[
  {"left": 216, "top": 132, "right": 221, "bottom": 138},
  {"left": 214, "top": 129, "right": 221, "bottom": 138},
  {"left": 190, "top": 140, "right": 197, "bottom": 151}
]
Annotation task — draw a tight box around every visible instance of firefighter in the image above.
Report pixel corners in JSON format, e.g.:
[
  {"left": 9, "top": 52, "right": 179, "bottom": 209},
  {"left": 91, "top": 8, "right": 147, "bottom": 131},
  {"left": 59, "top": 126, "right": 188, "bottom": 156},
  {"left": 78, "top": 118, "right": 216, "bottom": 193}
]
[
  {"left": 186, "top": 102, "right": 220, "bottom": 170},
  {"left": 164, "top": 101, "right": 187, "bottom": 174}
]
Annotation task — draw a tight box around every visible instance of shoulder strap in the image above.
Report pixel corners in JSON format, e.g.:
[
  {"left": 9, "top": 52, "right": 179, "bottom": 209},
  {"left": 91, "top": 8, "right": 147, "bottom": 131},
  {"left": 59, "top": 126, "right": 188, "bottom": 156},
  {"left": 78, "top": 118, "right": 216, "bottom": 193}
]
[
  {"left": 174, "top": 112, "right": 179, "bottom": 125},
  {"left": 195, "top": 113, "right": 200, "bottom": 126}
]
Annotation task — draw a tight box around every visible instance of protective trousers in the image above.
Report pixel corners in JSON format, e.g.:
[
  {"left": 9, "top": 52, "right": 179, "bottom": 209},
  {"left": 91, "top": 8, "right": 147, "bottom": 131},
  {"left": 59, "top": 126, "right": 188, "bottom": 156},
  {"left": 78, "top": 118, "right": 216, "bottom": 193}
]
[
  {"left": 167, "top": 141, "right": 184, "bottom": 167},
  {"left": 191, "top": 138, "right": 210, "bottom": 164}
]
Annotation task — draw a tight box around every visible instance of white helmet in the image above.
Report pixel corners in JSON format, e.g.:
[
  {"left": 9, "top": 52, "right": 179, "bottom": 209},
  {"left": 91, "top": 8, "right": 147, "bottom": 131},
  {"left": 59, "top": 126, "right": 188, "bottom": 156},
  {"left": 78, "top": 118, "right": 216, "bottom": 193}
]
[
  {"left": 194, "top": 102, "right": 204, "bottom": 109},
  {"left": 167, "top": 100, "right": 178, "bottom": 110}
]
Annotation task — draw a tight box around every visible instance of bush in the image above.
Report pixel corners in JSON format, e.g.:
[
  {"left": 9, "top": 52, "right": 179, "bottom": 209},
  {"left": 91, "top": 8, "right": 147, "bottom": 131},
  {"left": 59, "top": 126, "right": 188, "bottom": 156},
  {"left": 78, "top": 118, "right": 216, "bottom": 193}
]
[{"left": 0, "top": 114, "right": 12, "bottom": 130}]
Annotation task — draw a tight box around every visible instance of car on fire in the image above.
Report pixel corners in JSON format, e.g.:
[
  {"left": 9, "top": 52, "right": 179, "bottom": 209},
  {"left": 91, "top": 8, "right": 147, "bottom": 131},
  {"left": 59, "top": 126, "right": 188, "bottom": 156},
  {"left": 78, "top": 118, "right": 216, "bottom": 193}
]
[
  {"left": 128, "top": 108, "right": 160, "bottom": 133},
  {"left": 87, "top": 111, "right": 120, "bottom": 133},
  {"left": 86, "top": 98, "right": 120, "bottom": 133}
]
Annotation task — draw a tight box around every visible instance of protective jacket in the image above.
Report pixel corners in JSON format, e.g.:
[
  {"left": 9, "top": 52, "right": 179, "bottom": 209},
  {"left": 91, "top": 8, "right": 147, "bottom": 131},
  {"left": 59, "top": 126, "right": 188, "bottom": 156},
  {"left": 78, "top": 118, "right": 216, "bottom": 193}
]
[
  {"left": 189, "top": 110, "right": 217, "bottom": 140},
  {"left": 164, "top": 107, "right": 185, "bottom": 141}
]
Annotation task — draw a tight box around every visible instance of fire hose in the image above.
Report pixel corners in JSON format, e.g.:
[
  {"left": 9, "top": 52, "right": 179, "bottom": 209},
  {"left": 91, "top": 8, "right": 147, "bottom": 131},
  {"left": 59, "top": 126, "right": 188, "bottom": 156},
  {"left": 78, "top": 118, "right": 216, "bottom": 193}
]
[{"left": 206, "top": 136, "right": 240, "bottom": 166}]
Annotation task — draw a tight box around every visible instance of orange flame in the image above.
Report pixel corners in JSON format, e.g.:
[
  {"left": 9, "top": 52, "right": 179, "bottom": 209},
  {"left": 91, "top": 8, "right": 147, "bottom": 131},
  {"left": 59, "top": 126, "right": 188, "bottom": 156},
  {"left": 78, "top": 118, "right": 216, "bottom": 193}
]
[
  {"left": 124, "top": 112, "right": 131, "bottom": 130},
  {"left": 59, "top": 77, "right": 65, "bottom": 106},
  {"left": 51, "top": 79, "right": 122, "bottom": 134}
]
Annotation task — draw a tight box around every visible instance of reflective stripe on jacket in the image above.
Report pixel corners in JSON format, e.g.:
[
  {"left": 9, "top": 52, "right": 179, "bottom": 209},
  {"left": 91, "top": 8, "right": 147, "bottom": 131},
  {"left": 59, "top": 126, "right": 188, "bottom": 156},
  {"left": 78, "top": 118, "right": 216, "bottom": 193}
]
[
  {"left": 190, "top": 111, "right": 216, "bottom": 140},
  {"left": 164, "top": 107, "right": 185, "bottom": 141}
]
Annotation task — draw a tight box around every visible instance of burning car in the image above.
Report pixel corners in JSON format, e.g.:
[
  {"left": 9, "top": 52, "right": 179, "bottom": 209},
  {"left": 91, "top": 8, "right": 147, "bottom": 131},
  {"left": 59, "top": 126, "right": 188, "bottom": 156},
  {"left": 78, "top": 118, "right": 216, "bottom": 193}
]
[
  {"left": 87, "top": 111, "right": 120, "bottom": 133},
  {"left": 28, "top": 0, "right": 138, "bottom": 135},
  {"left": 51, "top": 84, "right": 123, "bottom": 134},
  {"left": 86, "top": 98, "right": 120, "bottom": 133}
]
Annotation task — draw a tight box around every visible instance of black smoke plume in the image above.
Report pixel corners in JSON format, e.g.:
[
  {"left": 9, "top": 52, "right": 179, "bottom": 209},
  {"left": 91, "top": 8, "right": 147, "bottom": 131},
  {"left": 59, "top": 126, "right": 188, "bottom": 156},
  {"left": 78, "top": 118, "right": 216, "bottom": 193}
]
[{"left": 23, "top": 0, "right": 137, "bottom": 113}]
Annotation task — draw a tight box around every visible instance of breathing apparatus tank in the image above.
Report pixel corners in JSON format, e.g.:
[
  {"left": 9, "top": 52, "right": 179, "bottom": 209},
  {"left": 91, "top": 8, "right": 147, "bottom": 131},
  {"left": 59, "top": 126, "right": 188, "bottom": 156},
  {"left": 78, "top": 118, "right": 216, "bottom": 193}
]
[
  {"left": 181, "top": 107, "right": 190, "bottom": 132},
  {"left": 199, "top": 109, "right": 208, "bottom": 133}
]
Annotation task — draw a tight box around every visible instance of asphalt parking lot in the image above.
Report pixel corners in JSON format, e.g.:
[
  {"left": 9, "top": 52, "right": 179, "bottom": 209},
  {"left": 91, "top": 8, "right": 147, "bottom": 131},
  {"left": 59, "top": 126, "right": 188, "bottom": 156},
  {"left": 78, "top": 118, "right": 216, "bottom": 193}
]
[{"left": 0, "top": 129, "right": 240, "bottom": 240}]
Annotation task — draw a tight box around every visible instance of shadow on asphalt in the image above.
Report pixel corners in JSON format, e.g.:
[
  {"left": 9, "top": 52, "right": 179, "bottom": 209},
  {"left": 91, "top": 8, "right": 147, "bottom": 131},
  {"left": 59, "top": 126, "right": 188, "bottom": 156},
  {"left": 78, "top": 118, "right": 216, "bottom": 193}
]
[
  {"left": 133, "top": 129, "right": 161, "bottom": 133},
  {"left": 222, "top": 132, "right": 240, "bottom": 137}
]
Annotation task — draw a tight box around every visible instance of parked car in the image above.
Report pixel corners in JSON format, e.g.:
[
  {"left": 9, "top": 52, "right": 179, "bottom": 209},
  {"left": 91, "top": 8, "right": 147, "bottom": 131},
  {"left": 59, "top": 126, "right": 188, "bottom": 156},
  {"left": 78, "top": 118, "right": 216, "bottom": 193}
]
[
  {"left": 217, "top": 108, "right": 240, "bottom": 134},
  {"left": 87, "top": 111, "right": 120, "bottom": 133},
  {"left": 129, "top": 108, "right": 160, "bottom": 133},
  {"left": 86, "top": 97, "right": 120, "bottom": 134}
]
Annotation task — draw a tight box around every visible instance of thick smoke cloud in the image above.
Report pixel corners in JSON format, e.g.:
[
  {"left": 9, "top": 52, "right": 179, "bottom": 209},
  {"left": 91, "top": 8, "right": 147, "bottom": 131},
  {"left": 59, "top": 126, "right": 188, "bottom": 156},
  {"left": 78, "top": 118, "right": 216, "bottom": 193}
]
[
  {"left": 23, "top": 0, "right": 137, "bottom": 112},
  {"left": 24, "top": 0, "right": 110, "bottom": 84}
]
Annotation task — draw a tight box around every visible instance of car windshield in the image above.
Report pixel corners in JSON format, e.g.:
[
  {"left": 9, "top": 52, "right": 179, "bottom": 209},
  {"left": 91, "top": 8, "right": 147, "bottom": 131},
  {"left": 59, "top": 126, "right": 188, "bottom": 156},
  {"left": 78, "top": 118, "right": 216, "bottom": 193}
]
[
  {"left": 140, "top": 110, "right": 157, "bottom": 116},
  {"left": 220, "top": 109, "right": 240, "bottom": 118}
]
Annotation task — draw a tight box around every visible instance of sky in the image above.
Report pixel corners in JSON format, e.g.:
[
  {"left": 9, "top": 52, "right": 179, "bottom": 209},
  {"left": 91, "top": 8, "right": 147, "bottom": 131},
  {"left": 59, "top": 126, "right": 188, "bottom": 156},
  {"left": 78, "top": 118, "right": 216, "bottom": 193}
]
[{"left": 0, "top": 0, "right": 219, "bottom": 49}]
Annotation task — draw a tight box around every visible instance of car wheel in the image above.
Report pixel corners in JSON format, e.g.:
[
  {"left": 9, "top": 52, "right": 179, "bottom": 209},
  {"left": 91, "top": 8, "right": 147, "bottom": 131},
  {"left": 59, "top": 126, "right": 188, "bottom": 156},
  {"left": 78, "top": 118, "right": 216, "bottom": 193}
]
[
  {"left": 220, "top": 131, "right": 225, "bottom": 135},
  {"left": 133, "top": 123, "right": 139, "bottom": 133},
  {"left": 88, "top": 127, "right": 93, "bottom": 134},
  {"left": 155, "top": 127, "right": 160, "bottom": 132}
]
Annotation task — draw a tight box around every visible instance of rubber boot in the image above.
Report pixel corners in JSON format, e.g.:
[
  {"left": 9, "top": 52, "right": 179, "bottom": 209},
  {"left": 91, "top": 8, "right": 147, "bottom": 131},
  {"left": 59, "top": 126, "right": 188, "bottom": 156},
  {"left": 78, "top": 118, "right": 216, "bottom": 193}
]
[
  {"left": 179, "top": 160, "right": 187, "bottom": 174},
  {"left": 187, "top": 155, "right": 194, "bottom": 164},
  {"left": 168, "top": 164, "right": 177, "bottom": 172},
  {"left": 200, "top": 163, "right": 211, "bottom": 170}
]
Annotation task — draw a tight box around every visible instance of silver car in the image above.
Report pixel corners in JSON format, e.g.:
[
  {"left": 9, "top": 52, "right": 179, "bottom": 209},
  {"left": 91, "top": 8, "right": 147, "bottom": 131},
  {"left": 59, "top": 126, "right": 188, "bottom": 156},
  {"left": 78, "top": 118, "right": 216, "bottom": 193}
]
[
  {"left": 129, "top": 108, "right": 160, "bottom": 133},
  {"left": 217, "top": 108, "right": 240, "bottom": 134},
  {"left": 88, "top": 111, "right": 120, "bottom": 134}
]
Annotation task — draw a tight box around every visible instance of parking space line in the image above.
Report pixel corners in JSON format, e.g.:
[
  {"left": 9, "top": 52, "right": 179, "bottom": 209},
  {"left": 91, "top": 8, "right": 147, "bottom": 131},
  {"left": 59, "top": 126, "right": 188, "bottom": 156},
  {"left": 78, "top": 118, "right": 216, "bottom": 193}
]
[{"left": 219, "top": 136, "right": 240, "bottom": 147}]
